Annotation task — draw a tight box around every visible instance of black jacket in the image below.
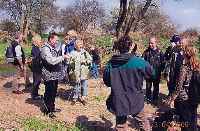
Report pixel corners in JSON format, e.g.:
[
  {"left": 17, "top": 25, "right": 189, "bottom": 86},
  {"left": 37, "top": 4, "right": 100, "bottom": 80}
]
[
  {"left": 143, "top": 47, "right": 164, "bottom": 80},
  {"left": 31, "top": 44, "right": 42, "bottom": 73},
  {"left": 168, "top": 46, "right": 184, "bottom": 87}
]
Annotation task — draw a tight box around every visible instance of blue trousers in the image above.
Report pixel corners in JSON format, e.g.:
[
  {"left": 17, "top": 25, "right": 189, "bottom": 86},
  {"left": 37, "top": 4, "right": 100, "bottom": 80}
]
[{"left": 73, "top": 80, "right": 88, "bottom": 99}]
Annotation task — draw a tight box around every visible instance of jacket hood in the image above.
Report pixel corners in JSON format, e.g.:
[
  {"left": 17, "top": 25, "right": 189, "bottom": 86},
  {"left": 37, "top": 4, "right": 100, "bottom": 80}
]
[{"left": 110, "top": 53, "right": 133, "bottom": 68}]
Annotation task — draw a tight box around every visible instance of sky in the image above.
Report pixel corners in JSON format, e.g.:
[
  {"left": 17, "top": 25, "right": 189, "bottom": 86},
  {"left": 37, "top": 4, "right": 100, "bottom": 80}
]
[{"left": 55, "top": 0, "right": 200, "bottom": 32}]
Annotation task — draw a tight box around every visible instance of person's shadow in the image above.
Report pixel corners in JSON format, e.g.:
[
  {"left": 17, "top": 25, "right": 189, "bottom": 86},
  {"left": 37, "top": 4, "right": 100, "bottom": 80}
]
[
  {"left": 76, "top": 115, "right": 113, "bottom": 131},
  {"left": 25, "top": 97, "right": 46, "bottom": 114},
  {"left": 57, "top": 87, "right": 74, "bottom": 101}
]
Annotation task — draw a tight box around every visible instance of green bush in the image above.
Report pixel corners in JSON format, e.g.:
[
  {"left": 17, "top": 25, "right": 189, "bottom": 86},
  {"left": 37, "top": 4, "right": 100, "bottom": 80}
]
[
  {"left": 0, "top": 41, "right": 7, "bottom": 63},
  {"left": 159, "top": 37, "right": 170, "bottom": 51},
  {"left": 41, "top": 34, "right": 49, "bottom": 39},
  {"left": 195, "top": 37, "right": 200, "bottom": 58},
  {"left": 96, "top": 35, "right": 113, "bottom": 47}
]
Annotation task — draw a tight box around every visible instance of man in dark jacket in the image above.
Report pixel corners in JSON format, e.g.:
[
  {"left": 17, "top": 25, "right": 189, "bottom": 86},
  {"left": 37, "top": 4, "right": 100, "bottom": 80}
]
[
  {"left": 143, "top": 37, "right": 164, "bottom": 105},
  {"left": 103, "top": 36, "right": 154, "bottom": 131},
  {"left": 30, "top": 35, "right": 43, "bottom": 100}
]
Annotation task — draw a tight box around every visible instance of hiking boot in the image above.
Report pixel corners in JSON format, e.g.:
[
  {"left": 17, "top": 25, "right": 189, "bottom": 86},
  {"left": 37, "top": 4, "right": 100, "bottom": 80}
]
[
  {"left": 71, "top": 99, "right": 77, "bottom": 106},
  {"left": 48, "top": 112, "right": 56, "bottom": 119},
  {"left": 12, "top": 90, "right": 24, "bottom": 94},
  {"left": 32, "top": 95, "right": 43, "bottom": 100},
  {"left": 115, "top": 123, "right": 128, "bottom": 131},
  {"left": 80, "top": 99, "right": 87, "bottom": 106},
  {"left": 53, "top": 108, "right": 61, "bottom": 113}
]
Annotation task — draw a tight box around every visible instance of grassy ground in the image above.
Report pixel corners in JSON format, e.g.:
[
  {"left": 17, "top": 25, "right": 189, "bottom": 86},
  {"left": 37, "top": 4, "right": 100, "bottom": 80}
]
[
  {"left": 0, "top": 112, "right": 87, "bottom": 131},
  {"left": 0, "top": 65, "right": 16, "bottom": 74}
]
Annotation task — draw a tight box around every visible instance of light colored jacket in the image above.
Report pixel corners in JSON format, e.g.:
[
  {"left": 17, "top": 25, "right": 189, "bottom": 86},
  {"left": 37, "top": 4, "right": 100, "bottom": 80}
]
[{"left": 69, "top": 49, "right": 92, "bottom": 81}]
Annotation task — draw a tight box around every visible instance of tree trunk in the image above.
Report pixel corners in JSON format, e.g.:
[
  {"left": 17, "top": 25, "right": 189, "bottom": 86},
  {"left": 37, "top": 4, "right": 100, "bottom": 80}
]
[{"left": 116, "top": 0, "right": 153, "bottom": 39}]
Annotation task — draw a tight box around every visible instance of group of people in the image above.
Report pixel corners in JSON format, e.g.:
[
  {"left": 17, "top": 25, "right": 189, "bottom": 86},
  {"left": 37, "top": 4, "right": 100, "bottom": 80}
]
[
  {"left": 103, "top": 35, "right": 200, "bottom": 131},
  {"left": 8, "top": 30, "right": 100, "bottom": 118},
  {"left": 6, "top": 30, "right": 200, "bottom": 131}
]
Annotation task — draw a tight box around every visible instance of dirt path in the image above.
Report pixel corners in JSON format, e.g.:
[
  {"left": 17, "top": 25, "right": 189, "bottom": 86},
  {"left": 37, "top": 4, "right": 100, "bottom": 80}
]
[{"left": 0, "top": 74, "right": 199, "bottom": 131}]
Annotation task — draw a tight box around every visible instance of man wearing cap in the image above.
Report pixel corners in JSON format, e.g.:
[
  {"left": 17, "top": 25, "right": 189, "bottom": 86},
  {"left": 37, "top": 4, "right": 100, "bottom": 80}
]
[{"left": 164, "top": 34, "right": 184, "bottom": 96}]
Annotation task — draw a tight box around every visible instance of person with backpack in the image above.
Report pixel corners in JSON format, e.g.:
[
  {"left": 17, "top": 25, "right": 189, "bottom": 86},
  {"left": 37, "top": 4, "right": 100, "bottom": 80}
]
[
  {"left": 164, "top": 43, "right": 200, "bottom": 131},
  {"left": 69, "top": 39, "right": 92, "bottom": 106},
  {"left": 30, "top": 35, "right": 43, "bottom": 100},
  {"left": 41, "top": 32, "right": 69, "bottom": 118},
  {"left": 142, "top": 36, "right": 165, "bottom": 106},
  {"left": 165, "top": 34, "right": 184, "bottom": 96},
  {"left": 6, "top": 32, "right": 30, "bottom": 94},
  {"left": 90, "top": 46, "right": 101, "bottom": 79},
  {"left": 103, "top": 35, "right": 154, "bottom": 131}
]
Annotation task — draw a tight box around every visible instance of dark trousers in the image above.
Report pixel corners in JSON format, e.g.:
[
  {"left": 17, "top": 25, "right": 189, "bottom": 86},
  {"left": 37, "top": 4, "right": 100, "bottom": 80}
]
[
  {"left": 44, "top": 80, "right": 58, "bottom": 113},
  {"left": 32, "top": 72, "right": 42, "bottom": 97},
  {"left": 174, "top": 100, "right": 198, "bottom": 131},
  {"left": 146, "top": 80, "right": 160, "bottom": 101},
  {"left": 167, "top": 81, "right": 176, "bottom": 96}
]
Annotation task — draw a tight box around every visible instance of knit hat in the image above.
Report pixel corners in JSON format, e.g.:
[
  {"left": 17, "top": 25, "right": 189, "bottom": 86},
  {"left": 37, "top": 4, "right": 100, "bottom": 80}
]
[{"left": 170, "top": 34, "right": 181, "bottom": 43}]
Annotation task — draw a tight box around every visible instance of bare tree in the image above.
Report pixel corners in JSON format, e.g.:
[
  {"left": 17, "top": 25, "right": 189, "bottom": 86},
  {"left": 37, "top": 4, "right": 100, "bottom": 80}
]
[
  {"left": 60, "top": 0, "right": 105, "bottom": 33},
  {"left": 116, "top": 0, "right": 155, "bottom": 38},
  {"left": 0, "top": 0, "right": 57, "bottom": 42},
  {"left": 0, "top": 19, "right": 17, "bottom": 35}
]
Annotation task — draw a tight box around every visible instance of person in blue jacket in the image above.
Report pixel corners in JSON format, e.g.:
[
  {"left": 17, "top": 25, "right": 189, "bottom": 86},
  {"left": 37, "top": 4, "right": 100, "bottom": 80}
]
[{"left": 64, "top": 30, "right": 78, "bottom": 54}]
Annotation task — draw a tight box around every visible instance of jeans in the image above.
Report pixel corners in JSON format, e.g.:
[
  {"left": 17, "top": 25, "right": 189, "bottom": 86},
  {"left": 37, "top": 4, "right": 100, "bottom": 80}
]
[
  {"left": 91, "top": 63, "right": 99, "bottom": 79},
  {"left": 73, "top": 80, "right": 88, "bottom": 99}
]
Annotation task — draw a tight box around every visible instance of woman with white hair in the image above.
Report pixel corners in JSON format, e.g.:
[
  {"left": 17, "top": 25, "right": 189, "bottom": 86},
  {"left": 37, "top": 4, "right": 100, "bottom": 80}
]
[{"left": 30, "top": 35, "right": 44, "bottom": 100}]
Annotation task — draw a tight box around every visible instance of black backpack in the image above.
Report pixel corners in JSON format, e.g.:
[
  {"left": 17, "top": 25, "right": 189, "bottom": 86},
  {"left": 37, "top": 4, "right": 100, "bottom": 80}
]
[
  {"left": 103, "top": 62, "right": 112, "bottom": 87},
  {"left": 5, "top": 43, "right": 15, "bottom": 63},
  {"left": 188, "top": 71, "right": 200, "bottom": 104}
]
